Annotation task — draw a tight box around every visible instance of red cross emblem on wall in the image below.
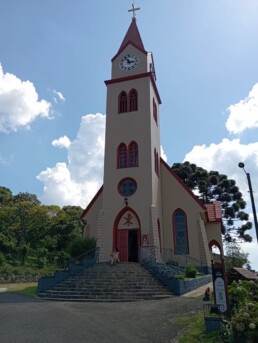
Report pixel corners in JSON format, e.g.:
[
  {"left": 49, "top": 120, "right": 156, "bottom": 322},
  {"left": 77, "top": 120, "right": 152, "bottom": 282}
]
[{"left": 123, "top": 213, "right": 133, "bottom": 226}]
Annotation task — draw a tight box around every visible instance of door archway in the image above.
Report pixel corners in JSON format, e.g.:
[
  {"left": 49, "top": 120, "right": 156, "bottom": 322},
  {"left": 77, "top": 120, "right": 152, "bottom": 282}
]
[{"left": 113, "top": 207, "right": 141, "bottom": 262}]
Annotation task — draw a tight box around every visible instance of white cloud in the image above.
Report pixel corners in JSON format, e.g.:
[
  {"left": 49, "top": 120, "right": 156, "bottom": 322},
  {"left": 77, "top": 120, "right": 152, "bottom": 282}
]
[
  {"left": 160, "top": 145, "right": 168, "bottom": 162},
  {"left": 52, "top": 135, "right": 71, "bottom": 149},
  {"left": 37, "top": 113, "right": 105, "bottom": 207},
  {"left": 184, "top": 138, "right": 258, "bottom": 269},
  {"left": 184, "top": 138, "right": 258, "bottom": 199},
  {"left": 226, "top": 83, "right": 258, "bottom": 134},
  {"left": 53, "top": 89, "right": 65, "bottom": 103},
  {"left": 0, "top": 63, "right": 51, "bottom": 133}
]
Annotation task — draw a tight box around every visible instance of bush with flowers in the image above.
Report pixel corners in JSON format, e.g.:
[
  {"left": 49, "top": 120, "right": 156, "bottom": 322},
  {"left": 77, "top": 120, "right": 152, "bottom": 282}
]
[{"left": 220, "top": 280, "right": 258, "bottom": 342}]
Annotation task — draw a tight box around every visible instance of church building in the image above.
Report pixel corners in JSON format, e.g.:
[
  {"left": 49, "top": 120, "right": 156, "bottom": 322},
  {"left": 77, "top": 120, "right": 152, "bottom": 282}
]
[{"left": 81, "top": 14, "right": 223, "bottom": 269}]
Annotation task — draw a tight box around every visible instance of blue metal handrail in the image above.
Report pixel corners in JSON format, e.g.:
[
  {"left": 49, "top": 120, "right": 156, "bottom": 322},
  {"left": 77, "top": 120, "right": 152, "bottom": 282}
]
[
  {"left": 143, "top": 246, "right": 208, "bottom": 274},
  {"left": 63, "top": 247, "right": 99, "bottom": 270},
  {"left": 140, "top": 246, "right": 184, "bottom": 277}
]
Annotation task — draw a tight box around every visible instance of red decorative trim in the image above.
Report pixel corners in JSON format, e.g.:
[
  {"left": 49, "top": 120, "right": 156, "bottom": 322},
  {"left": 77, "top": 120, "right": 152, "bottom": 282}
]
[
  {"left": 153, "top": 97, "right": 158, "bottom": 125},
  {"left": 129, "top": 88, "right": 138, "bottom": 111},
  {"left": 80, "top": 185, "right": 103, "bottom": 219},
  {"left": 118, "top": 91, "right": 128, "bottom": 113},
  {"left": 209, "top": 239, "right": 222, "bottom": 255},
  {"left": 117, "top": 143, "right": 127, "bottom": 169},
  {"left": 113, "top": 206, "right": 141, "bottom": 249},
  {"left": 112, "top": 41, "right": 147, "bottom": 62},
  {"left": 128, "top": 141, "right": 138, "bottom": 167},
  {"left": 105, "top": 72, "right": 162, "bottom": 105},
  {"left": 160, "top": 158, "right": 207, "bottom": 210}
]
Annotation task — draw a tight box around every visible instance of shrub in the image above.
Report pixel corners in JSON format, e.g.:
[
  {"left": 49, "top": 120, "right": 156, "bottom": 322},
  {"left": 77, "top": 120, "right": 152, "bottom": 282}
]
[
  {"left": 166, "top": 260, "right": 179, "bottom": 267},
  {"left": 0, "top": 252, "right": 6, "bottom": 266},
  {"left": 185, "top": 264, "right": 197, "bottom": 278},
  {"left": 220, "top": 280, "right": 258, "bottom": 342},
  {"left": 68, "top": 236, "right": 97, "bottom": 258}
]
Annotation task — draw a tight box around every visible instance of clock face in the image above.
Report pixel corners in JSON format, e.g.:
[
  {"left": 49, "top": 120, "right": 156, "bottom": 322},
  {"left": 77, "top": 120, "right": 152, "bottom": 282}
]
[{"left": 119, "top": 54, "right": 139, "bottom": 71}]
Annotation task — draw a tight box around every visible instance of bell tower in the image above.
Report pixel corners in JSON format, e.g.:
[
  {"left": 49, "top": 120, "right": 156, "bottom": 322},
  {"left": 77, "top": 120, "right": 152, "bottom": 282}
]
[{"left": 100, "top": 12, "right": 162, "bottom": 262}]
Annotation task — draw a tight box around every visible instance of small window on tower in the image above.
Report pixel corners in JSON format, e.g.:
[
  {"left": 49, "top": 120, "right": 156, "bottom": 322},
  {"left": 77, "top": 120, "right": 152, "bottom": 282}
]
[
  {"left": 153, "top": 98, "right": 158, "bottom": 125},
  {"left": 154, "top": 148, "right": 159, "bottom": 177},
  {"left": 129, "top": 141, "right": 138, "bottom": 167},
  {"left": 117, "top": 143, "right": 127, "bottom": 168},
  {"left": 129, "top": 89, "right": 138, "bottom": 111},
  {"left": 119, "top": 91, "right": 128, "bottom": 113}
]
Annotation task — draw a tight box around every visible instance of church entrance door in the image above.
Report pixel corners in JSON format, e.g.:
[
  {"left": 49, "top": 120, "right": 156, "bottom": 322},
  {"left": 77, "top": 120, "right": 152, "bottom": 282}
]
[
  {"left": 128, "top": 230, "right": 138, "bottom": 262},
  {"left": 117, "top": 229, "right": 139, "bottom": 262},
  {"left": 114, "top": 208, "right": 141, "bottom": 262}
]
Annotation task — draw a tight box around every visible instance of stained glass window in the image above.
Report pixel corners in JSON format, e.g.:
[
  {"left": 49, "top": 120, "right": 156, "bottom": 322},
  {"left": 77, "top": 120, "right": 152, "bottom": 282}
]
[{"left": 173, "top": 210, "right": 189, "bottom": 254}]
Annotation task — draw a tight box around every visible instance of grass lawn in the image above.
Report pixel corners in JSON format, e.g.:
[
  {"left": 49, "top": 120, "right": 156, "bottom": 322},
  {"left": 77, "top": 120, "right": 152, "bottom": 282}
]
[
  {"left": 176, "top": 313, "right": 220, "bottom": 343},
  {"left": 0, "top": 282, "right": 37, "bottom": 297}
]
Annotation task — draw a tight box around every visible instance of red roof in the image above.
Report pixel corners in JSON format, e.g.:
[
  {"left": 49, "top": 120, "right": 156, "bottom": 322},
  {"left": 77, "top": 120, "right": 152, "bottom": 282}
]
[
  {"left": 112, "top": 18, "right": 146, "bottom": 61},
  {"left": 205, "top": 202, "right": 222, "bottom": 222},
  {"left": 119, "top": 18, "right": 145, "bottom": 53}
]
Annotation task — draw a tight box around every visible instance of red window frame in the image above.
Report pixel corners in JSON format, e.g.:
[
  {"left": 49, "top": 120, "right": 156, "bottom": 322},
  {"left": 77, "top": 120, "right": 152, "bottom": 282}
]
[
  {"left": 128, "top": 141, "right": 138, "bottom": 167},
  {"left": 153, "top": 98, "right": 158, "bottom": 125},
  {"left": 129, "top": 89, "right": 138, "bottom": 111},
  {"left": 117, "top": 143, "right": 127, "bottom": 168},
  {"left": 118, "top": 91, "right": 128, "bottom": 113}
]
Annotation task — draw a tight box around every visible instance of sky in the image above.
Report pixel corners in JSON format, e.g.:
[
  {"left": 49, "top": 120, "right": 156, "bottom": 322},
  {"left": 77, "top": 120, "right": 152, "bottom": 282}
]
[{"left": 1, "top": 0, "right": 258, "bottom": 269}]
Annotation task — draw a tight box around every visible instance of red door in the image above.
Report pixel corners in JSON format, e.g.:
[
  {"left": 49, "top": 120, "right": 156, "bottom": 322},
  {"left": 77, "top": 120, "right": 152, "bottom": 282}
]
[{"left": 118, "top": 230, "right": 128, "bottom": 262}]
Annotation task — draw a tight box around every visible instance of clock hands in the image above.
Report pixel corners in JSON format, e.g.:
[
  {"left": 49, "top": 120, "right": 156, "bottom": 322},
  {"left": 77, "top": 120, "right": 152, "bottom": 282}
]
[{"left": 124, "top": 56, "right": 134, "bottom": 64}]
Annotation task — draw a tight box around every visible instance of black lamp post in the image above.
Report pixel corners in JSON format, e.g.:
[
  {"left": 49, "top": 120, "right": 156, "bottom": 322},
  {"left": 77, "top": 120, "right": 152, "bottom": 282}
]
[{"left": 238, "top": 162, "right": 258, "bottom": 243}]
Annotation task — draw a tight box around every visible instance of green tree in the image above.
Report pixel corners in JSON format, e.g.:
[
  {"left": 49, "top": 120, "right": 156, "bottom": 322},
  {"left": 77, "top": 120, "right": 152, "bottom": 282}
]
[
  {"left": 171, "top": 162, "right": 252, "bottom": 242},
  {"left": 0, "top": 186, "right": 13, "bottom": 206},
  {"left": 224, "top": 241, "right": 250, "bottom": 272}
]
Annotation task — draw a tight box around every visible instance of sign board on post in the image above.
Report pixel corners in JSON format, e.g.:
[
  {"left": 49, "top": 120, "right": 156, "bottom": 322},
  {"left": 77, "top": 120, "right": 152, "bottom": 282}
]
[{"left": 212, "top": 263, "right": 228, "bottom": 314}]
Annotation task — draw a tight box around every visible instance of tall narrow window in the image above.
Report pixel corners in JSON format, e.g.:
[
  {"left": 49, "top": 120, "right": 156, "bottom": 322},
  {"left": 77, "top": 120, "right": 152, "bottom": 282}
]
[
  {"left": 153, "top": 98, "right": 157, "bottom": 124},
  {"left": 173, "top": 209, "right": 189, "bottom": 254},
  {"left": 157, "top": 218, "right": 161, "bottom": 251},
  {"left": 129, "top": 89, "right": 138, "bottom": 111},
  {"left": 154, "top": 148, "right": 159, "bottom": 176},
  {"left": 117, "top": 143, "right": 127, "bottom": 168},
  {"left": 119, "top": 91, "right": 127, "bottom": 113},
  {"left": 129, "top": 141, "right": 138, "bottom": 167}
]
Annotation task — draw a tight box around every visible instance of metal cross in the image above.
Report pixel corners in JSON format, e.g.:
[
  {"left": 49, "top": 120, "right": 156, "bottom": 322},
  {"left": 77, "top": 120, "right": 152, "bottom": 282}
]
[{"left": 128, "top": 3, "right": 140, "bottom": 18}]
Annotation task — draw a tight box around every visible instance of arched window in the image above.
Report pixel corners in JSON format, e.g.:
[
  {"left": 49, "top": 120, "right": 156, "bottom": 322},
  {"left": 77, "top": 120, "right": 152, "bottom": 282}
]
[
  {"left": 129, "top": 89, "right": 138, "bottom": 111},
  {"left": 119, "top": 91, "right": 127, "bottom": 113},
  {"left": 117, "top": 143, "right": 127, "bottom": 168},
  {"left": 129, "top": 141, "right": 138, "bottom": 167},
  {"left": 173, "top": 209, "right": 189, "bottom": 254},
  {"left": 153, "top": 98, "right": 157, "bottom": 124}
]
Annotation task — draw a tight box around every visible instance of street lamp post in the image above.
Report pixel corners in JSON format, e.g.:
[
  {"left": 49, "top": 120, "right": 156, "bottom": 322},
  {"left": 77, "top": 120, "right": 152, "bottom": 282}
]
[{"left": 238, "top": 162, "right": 258, "bottom": 243}]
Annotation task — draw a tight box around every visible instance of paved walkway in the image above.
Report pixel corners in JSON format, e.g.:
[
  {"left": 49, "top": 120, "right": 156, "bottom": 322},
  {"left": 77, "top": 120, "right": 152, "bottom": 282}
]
[{"left": 0, "top": 287, "right": 210, "bottom": 343}]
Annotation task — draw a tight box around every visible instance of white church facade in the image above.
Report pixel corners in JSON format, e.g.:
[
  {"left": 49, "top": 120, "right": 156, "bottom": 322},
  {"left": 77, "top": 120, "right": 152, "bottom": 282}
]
[{"left": 81, "top": 17, "right": 223, "bottom": 269}]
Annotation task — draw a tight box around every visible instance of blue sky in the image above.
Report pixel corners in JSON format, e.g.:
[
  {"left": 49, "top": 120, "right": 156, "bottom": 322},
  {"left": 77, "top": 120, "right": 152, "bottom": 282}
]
[{"left": 1, "top": 0, "right": 258, "bottom": 268}]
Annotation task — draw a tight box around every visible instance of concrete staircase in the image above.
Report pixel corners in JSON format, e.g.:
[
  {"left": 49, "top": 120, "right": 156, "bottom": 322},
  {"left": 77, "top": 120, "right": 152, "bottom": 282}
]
[{"left": 38, "top": 262, "right": 174, "bottom": 302}]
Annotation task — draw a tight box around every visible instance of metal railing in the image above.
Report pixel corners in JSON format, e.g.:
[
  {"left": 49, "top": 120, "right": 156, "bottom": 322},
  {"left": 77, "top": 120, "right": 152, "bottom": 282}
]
[
  {"left": 140, "top": 247, "right": 184, "bottom": 288},
  {"left": 62, "top": 247, "right": 99, "bottom": 270},
  {"left": 159, "top": 247, "right": 207, "bottom": 274},
  {"left": 140, "top": 246, "right": 209, "bottom": 274}
]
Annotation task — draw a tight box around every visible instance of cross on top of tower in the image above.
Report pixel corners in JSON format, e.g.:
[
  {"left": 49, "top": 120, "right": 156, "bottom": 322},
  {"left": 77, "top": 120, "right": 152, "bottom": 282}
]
[{"left": 128, "top": 2, "right": 140, "bottom": 19}]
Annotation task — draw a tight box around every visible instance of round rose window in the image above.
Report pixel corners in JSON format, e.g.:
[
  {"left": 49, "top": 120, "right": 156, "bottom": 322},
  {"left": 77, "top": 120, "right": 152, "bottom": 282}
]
[{"left": 118, "top": 178, "right": 137, "bottom": 196}]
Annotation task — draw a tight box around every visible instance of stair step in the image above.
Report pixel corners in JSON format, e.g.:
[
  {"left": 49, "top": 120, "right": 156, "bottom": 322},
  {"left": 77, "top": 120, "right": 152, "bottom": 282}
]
[{"left": 39, "top": 262, "right": 173, "bottom": 301}]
